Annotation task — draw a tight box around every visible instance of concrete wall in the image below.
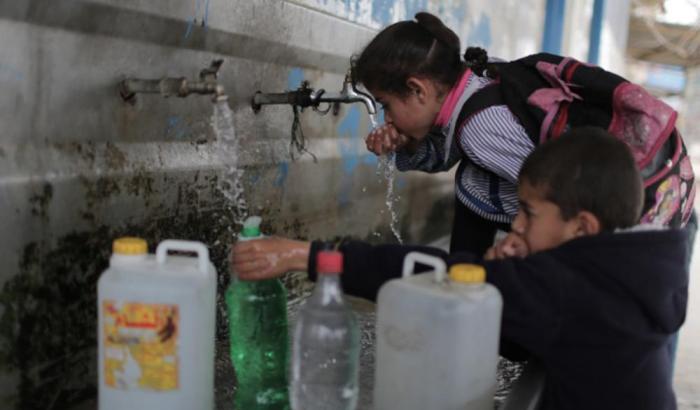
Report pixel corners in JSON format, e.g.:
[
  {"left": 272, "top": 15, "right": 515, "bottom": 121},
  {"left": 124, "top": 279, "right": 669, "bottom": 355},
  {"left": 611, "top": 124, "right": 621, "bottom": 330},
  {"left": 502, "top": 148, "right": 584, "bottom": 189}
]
[{"left": 0, "top": 0, "right": 631, "bottom": 408}]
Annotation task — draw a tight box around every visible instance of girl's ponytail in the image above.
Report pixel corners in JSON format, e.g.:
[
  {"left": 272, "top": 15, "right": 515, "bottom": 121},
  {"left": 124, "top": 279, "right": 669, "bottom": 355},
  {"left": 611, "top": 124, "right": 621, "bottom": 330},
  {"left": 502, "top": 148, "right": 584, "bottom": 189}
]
[
  {"left": 463, "top": 47, "right": 489, "bottom": 76},
  {"left": 414, "top": 12, "right": 461, "bottom": 53}
]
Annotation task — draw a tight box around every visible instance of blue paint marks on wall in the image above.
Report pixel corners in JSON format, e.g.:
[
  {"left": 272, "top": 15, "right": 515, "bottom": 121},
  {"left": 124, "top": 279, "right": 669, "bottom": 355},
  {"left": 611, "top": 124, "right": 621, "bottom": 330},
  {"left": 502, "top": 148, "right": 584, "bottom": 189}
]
[
  {"left": 363, "top": 153, "right": 379, "bottom": 166},
  {"left": 165, "top": 116, "right": 189, "bottom": 139},
  {"left": 0, "top": 64, "right": 24, "bottom": 81},
  {"left": 453, "top": 3, "right": 468, "bottom": 24},
  {"left": 248, "top": 172, "right": 262, "bottom": 184},
  {"left": 274, "top": 162, "right": 289, "bottom": 187},
  {"left": 468, "top": 13, "right": 492, "bottom": 48},
  {"left": 338, "top": 106, "right": 362, "bottom": 175},
  {"left": 337, "top": 105, "right": 383, "bottom": 205},
  {"left": 287, "top": 68, "right": 305, "bottom": 90},
  {"left": 372, "top": 0, "right": 394, "bottom": 25},
  {"left": 403, "top": 0, "right": 429, "bottom": 20},
  {"left": 184, "top": 0, "right": 210, "bottom": 39},
  {"left": 342, "top": 0, "right": 355, "bottom": 15}
]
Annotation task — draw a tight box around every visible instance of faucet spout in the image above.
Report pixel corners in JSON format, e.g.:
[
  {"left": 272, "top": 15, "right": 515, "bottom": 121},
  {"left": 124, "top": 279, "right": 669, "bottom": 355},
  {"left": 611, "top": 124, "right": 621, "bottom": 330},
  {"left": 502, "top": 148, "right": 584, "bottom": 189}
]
[
  {"left": 315, "top": 74, "right": 377, "bottom": 115},
  {"left": 119, "top": 59, "right": 226, "bottom": 104}
]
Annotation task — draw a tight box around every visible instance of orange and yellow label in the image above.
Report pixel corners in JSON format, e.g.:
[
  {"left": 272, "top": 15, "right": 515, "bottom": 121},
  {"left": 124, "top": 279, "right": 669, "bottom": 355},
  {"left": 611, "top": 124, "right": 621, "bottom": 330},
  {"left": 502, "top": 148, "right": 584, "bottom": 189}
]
[{"left": 103, "top": 301, "right": 179, "bottom": 391}]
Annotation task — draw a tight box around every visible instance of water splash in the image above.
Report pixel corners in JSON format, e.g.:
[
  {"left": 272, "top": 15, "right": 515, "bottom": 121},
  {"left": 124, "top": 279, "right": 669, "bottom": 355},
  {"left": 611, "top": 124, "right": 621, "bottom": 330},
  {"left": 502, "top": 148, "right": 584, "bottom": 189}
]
[
  {"left": 368, "top": 113, "right": 380, "bottom": 131},
  {"left": 368, "top": 114, "right": 403, "bottom": 243},
  {"left": 212, "top": 100, "right": 248, "bottom": 232},
  {"left": 211, "top": 101, "right": 250, "bottom": 408},
  {"left": 377, "top": 154, "right": 403, "bottom": 243}
]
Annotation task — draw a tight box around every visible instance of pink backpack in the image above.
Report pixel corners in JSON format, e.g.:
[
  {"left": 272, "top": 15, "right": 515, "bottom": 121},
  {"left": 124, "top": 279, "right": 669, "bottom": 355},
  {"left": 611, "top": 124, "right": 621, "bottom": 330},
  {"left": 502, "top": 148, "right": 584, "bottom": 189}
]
[{"left": 457, "top": 53, "right": 695, "bottom": 228}]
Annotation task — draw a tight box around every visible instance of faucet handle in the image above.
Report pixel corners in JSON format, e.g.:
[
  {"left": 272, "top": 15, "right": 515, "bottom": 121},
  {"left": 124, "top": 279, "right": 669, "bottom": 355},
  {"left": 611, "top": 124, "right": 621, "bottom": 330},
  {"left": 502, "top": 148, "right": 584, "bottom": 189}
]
[{"left": 200, "top": 59, "right": 224, "bottom": 82}]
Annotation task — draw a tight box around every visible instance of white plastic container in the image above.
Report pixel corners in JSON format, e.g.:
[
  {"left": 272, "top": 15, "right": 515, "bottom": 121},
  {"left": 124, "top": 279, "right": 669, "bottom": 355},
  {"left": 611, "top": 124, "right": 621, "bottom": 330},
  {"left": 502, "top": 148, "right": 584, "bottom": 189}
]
[
  {"left": 373, "top": 252, "right": 503, "bottom": 410},
  {"left": 98, "top": 238, "right": 217, "bottom": 410}
]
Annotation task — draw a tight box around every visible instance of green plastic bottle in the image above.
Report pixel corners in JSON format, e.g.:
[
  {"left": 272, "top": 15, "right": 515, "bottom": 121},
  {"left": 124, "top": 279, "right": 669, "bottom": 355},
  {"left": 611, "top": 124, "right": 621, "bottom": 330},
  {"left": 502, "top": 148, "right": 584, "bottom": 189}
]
[{"left": 226, "top": 216, "right": 290, "bottom": 409}]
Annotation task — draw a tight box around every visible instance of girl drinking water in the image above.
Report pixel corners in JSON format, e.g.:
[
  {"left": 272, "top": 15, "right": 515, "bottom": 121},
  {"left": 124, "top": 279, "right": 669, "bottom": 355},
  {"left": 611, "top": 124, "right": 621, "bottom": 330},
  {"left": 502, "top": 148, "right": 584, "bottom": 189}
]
[
  {"left": 355, "top": 11, "right": 694, "bottom": 253},
  {"left": 356, "top": 12, "right": 534, "bottom": 255}
]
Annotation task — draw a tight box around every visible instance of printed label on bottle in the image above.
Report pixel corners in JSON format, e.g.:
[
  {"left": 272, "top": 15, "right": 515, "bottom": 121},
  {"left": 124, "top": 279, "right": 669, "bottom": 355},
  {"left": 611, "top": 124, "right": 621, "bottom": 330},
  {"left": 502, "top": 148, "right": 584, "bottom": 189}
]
[{"left": 103, "top": 301, "right": 179, "bottom": 391}]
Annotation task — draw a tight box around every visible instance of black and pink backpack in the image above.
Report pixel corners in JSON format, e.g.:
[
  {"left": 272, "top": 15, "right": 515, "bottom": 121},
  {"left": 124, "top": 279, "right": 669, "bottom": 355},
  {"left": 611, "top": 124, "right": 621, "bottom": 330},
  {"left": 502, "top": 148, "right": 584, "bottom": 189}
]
[{"left": 457, "top": 53, "right": 695, "bottom": 228}]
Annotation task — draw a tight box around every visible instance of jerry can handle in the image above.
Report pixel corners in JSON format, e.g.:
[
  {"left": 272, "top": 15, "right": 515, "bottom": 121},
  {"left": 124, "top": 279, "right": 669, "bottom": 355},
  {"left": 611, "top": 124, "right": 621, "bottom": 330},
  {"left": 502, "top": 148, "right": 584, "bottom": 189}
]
[
  {"left": 402, "top": 252, "right": 447, "bottom": 283},
  {"left": 156, "top": 240, "right": 210, "bottom": 274}
]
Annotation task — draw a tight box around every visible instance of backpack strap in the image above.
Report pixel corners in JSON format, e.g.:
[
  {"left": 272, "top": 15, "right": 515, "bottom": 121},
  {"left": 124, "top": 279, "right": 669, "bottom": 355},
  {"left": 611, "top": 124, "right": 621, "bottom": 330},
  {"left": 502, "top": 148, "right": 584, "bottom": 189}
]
[
  {"left": 455, "top": 74, "right": 544, "bottom": 146},
  {"left": 453, "top": 82, "right": 509, "bottom": 216},
  {"left": 454, "top": 82, "right": 504, "bottom": 133}
]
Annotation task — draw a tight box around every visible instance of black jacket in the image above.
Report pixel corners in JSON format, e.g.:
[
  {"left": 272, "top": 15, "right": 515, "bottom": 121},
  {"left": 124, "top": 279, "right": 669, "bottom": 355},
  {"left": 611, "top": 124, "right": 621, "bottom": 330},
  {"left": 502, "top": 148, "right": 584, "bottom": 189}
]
[{"left": 307, "top": 229, "right": 689, "bottom": 410}]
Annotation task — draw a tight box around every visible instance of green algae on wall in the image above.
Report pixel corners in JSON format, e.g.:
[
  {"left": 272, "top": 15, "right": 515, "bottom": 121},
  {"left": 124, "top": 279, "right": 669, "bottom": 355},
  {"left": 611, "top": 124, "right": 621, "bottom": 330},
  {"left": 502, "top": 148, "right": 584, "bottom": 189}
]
[
  {"left": 0, "top": 207, "right": 240, "bottom": 409},
  {"left": 0, "top": 166, "right": 321, "bottom": 409}
]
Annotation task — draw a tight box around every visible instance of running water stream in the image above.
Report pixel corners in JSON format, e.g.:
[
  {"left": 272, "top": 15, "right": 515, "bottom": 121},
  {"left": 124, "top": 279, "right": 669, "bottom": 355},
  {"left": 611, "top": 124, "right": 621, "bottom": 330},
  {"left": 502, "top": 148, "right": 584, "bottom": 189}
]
[
  {"left": 213, "top": 99, "right": 249, "bottom": 229},
  {"left": 211, "top": 99, "right": 251, "bottom": 406},
  {"left": 369, "top": 114, "right": 403, "bottom": 244}
]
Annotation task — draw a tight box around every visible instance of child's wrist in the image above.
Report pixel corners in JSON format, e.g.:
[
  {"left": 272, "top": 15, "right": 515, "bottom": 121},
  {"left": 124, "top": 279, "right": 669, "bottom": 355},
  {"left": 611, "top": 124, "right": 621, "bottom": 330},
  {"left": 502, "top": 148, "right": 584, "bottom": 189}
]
[{"left": 288, "top": 241, "right": 311, "bottom": 271}]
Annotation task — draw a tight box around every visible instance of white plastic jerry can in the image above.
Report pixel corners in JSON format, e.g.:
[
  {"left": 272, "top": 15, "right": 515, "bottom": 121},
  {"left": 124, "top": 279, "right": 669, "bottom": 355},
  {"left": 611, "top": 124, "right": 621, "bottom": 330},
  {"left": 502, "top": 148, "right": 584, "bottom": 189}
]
[
  {"left": 374, "top": 252, "right": 503, "bottom": 410},
  {"left": 98, "top": 238, "right": 217, "bottom": 410}
]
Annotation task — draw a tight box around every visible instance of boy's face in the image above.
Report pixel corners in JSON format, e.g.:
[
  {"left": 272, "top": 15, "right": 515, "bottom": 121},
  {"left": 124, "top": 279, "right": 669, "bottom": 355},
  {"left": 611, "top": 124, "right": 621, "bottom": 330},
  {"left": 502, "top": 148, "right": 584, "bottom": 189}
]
[{"left": 511, "top": 180, "right": 585, "bottom": 254}]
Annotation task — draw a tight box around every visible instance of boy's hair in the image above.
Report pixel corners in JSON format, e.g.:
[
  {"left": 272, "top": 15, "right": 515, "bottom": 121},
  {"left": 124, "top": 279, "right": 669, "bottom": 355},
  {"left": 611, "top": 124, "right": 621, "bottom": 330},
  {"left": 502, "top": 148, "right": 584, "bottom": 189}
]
[
  {"left": 519, "top": 127, "right": 644, "bottom": 231},
  {"left": 352, "top": 12, "right": 466, "bottom": 96}
]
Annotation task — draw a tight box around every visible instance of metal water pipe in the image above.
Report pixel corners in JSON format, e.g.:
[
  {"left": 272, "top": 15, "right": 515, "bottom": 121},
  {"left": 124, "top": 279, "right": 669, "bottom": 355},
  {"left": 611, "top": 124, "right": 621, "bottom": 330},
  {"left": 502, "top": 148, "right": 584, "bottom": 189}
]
[
  {"left": 119, "top": 59, "right": 228, "bottom": 103},
  {"left": 251, "top": 72, "right": 377, "bottom": 116}
]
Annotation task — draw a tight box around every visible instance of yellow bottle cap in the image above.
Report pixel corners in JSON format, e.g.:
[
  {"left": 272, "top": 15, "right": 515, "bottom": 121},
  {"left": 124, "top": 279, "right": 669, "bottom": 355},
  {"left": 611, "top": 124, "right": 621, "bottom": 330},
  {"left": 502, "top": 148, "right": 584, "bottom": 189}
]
[
  {"left": 449, "top": 264, "right": 486, "bottom": 283},
  {"left": 113, "top": 237, "right": 147, "bottom": 255}
]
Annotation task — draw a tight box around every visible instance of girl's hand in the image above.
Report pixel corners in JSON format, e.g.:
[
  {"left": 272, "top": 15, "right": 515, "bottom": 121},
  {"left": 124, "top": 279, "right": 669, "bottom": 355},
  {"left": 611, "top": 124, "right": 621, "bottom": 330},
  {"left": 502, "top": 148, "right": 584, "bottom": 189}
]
[
  {"left": 230, "top": 237, "right": 311, "bottom": 280},
  {"left": 484, "top": 233, "right": 529, "bottom": 261},
  {"left": 365, "top": 124, "right": 409, "bottom": 155}
]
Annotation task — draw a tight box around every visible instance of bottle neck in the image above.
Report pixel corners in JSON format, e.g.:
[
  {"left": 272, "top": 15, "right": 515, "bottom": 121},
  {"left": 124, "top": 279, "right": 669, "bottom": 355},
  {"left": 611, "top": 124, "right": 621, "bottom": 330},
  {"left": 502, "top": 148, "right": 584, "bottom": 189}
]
[{"left": 312, "top": 274, "right": 344, "bottom": 306}]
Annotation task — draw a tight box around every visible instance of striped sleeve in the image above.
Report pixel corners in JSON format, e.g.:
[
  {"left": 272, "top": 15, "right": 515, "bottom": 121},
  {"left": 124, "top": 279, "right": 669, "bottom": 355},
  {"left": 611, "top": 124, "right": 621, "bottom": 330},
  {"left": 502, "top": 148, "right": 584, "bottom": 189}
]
[
  {"left": 459, "top": 105, "right": 535, "bottom": 184},
  {"left": 395, "top": 131, "right": 461, "bottom": 173}
]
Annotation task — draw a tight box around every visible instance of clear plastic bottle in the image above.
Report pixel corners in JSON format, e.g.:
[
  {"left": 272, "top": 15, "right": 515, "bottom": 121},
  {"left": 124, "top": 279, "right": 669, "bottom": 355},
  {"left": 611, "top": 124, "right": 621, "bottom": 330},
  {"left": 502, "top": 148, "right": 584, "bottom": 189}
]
[
  {"left": 226, "top": 216, "right": 290, "bottom": 409},
  {"left": 291, "top": 251, "right": 360, "bottom": 410}
]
